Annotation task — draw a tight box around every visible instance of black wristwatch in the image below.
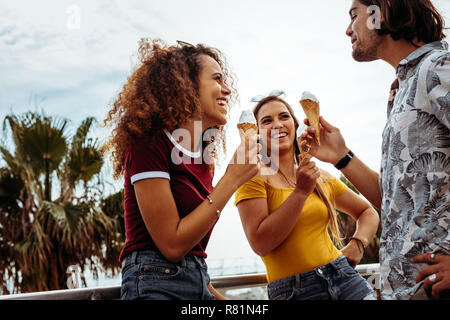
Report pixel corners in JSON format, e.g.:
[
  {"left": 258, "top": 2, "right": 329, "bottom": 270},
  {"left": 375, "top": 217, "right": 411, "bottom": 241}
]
[{"left": 334, "top": 150, "right": 354, "bottom": 170}]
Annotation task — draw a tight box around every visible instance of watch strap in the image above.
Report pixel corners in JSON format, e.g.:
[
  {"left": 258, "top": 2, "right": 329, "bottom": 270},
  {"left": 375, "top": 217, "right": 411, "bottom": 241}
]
[{"left": 335, "top": 150, "right": 354, "bottom": 170}]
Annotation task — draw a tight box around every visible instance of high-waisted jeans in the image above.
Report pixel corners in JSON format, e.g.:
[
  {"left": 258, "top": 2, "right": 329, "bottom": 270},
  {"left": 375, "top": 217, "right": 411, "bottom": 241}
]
[
  {"left": 267, "top": 256, "right": 377, "bottom": 300},
  {"left": 120, "top": 249, "right": 215, "bottom": 300}
]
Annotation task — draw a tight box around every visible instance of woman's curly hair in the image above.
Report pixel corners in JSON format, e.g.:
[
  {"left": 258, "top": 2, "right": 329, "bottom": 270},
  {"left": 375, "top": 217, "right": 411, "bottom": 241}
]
[{"left": 104, "top": 38, "right": 238, "bottom": 179}]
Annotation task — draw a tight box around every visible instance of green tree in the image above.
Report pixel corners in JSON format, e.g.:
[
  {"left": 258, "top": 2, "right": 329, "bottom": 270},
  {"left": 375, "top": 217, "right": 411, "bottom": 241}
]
[
  {"left": 0, "top": 111, "right": 124, "bottom": 294},
  {"left": 336, "top": 175, "right": 381, "bottom": 264}
]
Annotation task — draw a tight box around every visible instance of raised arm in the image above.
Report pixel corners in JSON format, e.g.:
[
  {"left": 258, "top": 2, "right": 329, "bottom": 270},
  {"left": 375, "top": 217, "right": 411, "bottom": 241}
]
[
  {"left": 334, "top": 188, "right": 380, "bottom": 267},
  {"left": 237, "top": 154, "right": 319, "bottom": 257},
  {"left": 135, "top": 135, "right": 260, "bottom": 263}
]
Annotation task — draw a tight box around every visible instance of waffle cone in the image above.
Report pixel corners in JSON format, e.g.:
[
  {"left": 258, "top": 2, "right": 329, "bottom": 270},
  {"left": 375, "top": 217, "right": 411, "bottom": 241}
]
[
  {"left": 237, "top": 122, "right": 258, "bottom": 136},
  {"left": 300, "top": 99, "right": 320, "bottom": 145}
]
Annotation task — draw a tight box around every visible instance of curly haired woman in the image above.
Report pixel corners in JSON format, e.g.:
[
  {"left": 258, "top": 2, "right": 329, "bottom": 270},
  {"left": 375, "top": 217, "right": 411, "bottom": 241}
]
[{"left": 104, "top": 39, "right": 260, "bottom": 300}]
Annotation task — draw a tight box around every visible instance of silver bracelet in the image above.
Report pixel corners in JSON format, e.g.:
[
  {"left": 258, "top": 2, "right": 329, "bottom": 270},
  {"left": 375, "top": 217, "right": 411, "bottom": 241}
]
[{"left": 206, "top": 195, "right": 221, "bottom": 216}]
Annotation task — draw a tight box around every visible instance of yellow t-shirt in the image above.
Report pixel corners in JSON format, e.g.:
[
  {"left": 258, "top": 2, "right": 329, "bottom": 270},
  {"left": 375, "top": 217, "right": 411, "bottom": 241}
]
[{"left": 234, "top": 175, "right": 348, "bottom": 283}]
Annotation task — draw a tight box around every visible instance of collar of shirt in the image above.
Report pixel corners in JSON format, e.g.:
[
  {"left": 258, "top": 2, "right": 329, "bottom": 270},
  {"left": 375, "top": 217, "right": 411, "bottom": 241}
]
[
  {"left": 387, "top": 41, "right": 448, "bottom": 116},
  {"left": 163, "top": 129, "right": 202, "bottom": 159},
  {"left": 396, "top": 40, "right": 449, "bottom": 80}
]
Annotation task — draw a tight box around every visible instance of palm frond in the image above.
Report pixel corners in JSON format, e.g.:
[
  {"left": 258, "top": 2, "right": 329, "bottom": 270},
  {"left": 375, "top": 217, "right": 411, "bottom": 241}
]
[
  {"left": 71, "top": 117, "right": 97, "bottom": 150},
  {"left": 3, "top": 112, "right": 69, "bottom": 177},
  {"left": 0, "top": 145, "right": 18, "bottom": 172},
  {"left": 0, "top": 168, "right": 24, "bottom": 211},
  {"left": 69, "top": 146, "right": 104, "bottom": 183}
]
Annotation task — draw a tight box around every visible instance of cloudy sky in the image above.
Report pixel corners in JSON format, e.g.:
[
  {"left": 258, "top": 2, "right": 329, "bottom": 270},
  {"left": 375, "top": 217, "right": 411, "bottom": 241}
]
[{"left": 1, "top": 0, "right": 450, "bottom": 264}]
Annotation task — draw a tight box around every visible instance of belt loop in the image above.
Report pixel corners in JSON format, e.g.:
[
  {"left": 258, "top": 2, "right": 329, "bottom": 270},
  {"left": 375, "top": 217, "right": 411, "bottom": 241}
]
[
  {"left": 295, "top": 274, "right": 301, "bottom": 289},
  {"left": 330, "top": 256, "right": 342, "bottom": 273},
  {"left": 329, "top": 258, "right": 336, "bottom": 270},
  {"left": 335, "top": 256, "right": 344, "bottom": 269},
  {"left": 130, "top": 250, "right": 138, "bottom": 266},
  {"left": 179, "top": 256, "right": 187, "bottom": 268}
]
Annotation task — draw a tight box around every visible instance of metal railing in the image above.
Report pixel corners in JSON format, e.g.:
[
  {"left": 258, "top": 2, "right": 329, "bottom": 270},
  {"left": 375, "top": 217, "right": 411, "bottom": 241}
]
[{"left": 0, "top": 263, "right": 380, "bottom": 300}]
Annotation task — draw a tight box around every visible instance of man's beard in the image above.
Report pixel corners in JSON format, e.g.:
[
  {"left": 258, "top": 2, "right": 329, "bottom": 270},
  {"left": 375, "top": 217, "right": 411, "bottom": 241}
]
[{"left": 352, "top": 31, "right": 384, "bottom": 62}]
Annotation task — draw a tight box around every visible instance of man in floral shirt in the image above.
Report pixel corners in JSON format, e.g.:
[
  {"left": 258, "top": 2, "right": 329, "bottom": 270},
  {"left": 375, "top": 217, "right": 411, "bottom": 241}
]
[
  {"left": 300, "top": 0, "right": 449, "bottom": 300},
  {"left": 378, "top": 40, "right": 450, "bottom": 300}
]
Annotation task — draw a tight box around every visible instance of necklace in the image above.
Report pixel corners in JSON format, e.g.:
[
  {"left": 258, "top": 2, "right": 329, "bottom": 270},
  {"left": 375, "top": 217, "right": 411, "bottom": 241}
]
[{"left": 277, "top": 167, "right": 297, "bottom": 187}]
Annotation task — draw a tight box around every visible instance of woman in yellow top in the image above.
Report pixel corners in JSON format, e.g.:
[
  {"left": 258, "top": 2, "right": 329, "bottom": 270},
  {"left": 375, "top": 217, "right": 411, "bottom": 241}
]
[{"left": 235, "top": 94, "right": 380, "bottom": 300}]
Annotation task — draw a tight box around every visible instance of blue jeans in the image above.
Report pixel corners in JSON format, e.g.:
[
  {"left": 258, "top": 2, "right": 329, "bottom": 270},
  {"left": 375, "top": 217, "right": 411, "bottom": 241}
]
[
  {"left": 120, "top": 250, "right": 215, "bottom": 300},
  {"left": 267, "top": 256, "right": 376, "bottom": 300}
]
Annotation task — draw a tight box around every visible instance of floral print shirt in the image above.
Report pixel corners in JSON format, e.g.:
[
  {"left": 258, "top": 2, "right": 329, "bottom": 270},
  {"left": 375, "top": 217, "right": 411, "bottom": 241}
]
[{"left": 379, "top": 41, "right": 450, "bottom": 300}]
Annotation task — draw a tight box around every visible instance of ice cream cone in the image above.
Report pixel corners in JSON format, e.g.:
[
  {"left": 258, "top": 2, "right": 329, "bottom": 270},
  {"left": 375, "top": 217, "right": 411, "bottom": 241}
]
[
  {"left": 300, "top": 92, "right": 321, "bottom": 145},
  {"left": 237, "top": 122, "right": 258, "bottom": 136},
  {"left": 237, "top": 110, "right": 258, "bottom": 138}
]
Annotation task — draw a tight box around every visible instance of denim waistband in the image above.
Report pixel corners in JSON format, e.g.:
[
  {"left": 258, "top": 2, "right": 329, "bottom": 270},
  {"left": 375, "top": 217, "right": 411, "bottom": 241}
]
[
  {"left": 268, "top": 256, "right": 349, "bottom": 290},
  {"left": 121, "top": 249, "right": 207, "bottom": 270}
]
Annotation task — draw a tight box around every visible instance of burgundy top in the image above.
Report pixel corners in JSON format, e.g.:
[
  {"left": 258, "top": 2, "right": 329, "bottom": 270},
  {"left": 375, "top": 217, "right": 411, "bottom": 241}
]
[{"left": 119, "top": 131, "right": 215, "bottom": 262}]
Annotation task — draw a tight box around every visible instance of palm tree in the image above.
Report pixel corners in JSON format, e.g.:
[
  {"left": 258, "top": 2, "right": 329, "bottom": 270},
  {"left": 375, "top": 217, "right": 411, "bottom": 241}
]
[
  {"left": 100, "top": 189, "right": 125, "bottom": 266},
  {"left": 0, "top": 111, "right": 124, "bottom": 294},
  {"left": 336, "top": 175, "right": 381, "bottom": 264}
]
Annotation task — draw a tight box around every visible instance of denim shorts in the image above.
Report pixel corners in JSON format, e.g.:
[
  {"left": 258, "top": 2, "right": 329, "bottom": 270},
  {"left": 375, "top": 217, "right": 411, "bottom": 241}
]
[
  {"left": 267, "top": 256, "right": 377, "bottom": 300},
  {"left": 120, "top": 250, "right": 216, "bottom": 300}
]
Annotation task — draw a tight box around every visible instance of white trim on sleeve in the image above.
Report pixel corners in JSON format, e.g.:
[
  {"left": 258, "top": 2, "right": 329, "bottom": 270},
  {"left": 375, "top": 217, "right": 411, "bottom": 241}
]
[{"left": 131, "top": 171, "right": 170, "bottom": 184}]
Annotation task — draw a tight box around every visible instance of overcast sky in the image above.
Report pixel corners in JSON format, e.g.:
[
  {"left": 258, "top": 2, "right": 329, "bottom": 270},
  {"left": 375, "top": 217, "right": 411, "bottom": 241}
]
[{"left": 1, "top": 0, "right": 450, "bottom": 264}]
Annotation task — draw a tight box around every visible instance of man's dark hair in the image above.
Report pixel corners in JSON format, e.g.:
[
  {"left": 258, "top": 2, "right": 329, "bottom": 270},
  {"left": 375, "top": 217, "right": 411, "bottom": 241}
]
[{"left": 359, "top": 0, "right": 446, "bottom": 44}]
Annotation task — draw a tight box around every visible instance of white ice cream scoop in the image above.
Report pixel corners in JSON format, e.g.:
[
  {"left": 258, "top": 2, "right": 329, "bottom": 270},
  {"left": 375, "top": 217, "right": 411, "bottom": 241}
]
[
  {"left": 301, "top": 91, "right": 319, "bottom": 103},
  {"left": 238, "top": 110, "right": 257, "bottom": 124}
]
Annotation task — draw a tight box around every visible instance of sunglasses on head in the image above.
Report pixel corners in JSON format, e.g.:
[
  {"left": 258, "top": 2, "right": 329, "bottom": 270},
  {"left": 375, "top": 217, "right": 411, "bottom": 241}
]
[
  {"left": 250, "top": 89, "right": 285, "bottom": 102},
  {"left": 176, "top": 40, "right": 195, "bottom": 48}
]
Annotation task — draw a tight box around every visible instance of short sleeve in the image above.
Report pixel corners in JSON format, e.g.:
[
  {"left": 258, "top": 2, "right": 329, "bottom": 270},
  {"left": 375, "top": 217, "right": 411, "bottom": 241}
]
[
  {"left": 234, "top": 177, "right": 267, "bottom": 206},
  {"left": 322, "top": 176, "right": 348, "bottom": 202},
  {"left": 125, "top": 137, "right": 171, "bottom": 184},
  {"left": 426, "top": 51, "right": 450, "bottom": 128}
]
